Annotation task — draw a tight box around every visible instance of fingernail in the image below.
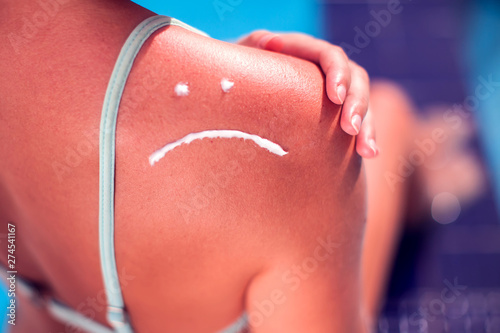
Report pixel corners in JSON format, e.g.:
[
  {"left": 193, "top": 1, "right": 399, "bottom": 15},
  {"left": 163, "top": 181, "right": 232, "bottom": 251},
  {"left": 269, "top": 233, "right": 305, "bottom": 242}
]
[
  {"left": 259, "top": 34, "right": 279, "bottom": 49},
  {"left": 337, "top": 84, "right": 346, "bottom": 104},
  {"left": 351, "top": 114, "right": 362, "bottom": 134},
  {"left": 368, "top": 138, "right": 379, "bottom": 156}
]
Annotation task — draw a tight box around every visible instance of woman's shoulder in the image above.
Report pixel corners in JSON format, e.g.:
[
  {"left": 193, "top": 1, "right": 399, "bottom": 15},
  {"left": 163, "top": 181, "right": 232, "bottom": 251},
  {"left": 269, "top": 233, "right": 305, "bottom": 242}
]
[
  {"left": 116, "top": 22, "right": 366, "bottom": 258},
  {"left": 121, "top": 23, "right": 357, "bottom": 167},
  {"left": 117, "top": 24, "right": 369, "bottom": 333}
]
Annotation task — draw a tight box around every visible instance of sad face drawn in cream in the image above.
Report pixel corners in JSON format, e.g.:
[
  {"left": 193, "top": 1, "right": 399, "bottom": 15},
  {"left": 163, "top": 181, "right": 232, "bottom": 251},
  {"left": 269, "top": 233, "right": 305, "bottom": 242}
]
[{"left": 151, "top": 79, "right": 287, "bottom": 166}]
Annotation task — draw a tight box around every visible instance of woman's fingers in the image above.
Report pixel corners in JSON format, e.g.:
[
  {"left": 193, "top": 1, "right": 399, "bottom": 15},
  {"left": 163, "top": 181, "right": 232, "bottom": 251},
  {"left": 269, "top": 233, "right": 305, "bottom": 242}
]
[
  {"left": 237, "top": 30, "right": 282, "bottom": 50},
  {"left": 267, "top": 34, "right": 353, "bottom": 106},
  {"left": 238, "top": 31, "right": 379, "bottom": 158},
  {"left": 238, "top": 31, "right": 352, "bottom": 105},
  {"left": 317, "top": 45, "right": 351, "bottom": 105},
  {"left": 340, "top": 61, "right": 370, "bottom": 136},
  {"left": 356, "top": 108, "right": 379, "bottom": 158},
  {"left": 256, "top": 32, "right": 284, "bottom": 51}
]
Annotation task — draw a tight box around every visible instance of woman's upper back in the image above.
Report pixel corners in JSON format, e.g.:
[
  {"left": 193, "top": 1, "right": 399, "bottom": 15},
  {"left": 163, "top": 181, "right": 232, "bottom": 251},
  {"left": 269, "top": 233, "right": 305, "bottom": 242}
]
[{"left": 0, "top": 1, "right": 367, "bottom": 332}]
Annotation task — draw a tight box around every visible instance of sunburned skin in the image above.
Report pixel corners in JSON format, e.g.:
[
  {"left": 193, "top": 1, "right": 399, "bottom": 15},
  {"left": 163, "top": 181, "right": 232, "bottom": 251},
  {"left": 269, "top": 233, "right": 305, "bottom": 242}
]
[
  {"left": 149, "top": 129, "right": 288, "bottom": 166},
  {"left": 0, "top": 4, "right": 369, "bottom": 331}
]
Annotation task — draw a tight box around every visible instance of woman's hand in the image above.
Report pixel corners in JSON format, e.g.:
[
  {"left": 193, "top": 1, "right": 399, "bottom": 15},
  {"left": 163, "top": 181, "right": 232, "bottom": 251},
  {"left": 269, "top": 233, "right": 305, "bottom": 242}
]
[{"left": 238, "top": 31, "right": 378, "bottom": 158}]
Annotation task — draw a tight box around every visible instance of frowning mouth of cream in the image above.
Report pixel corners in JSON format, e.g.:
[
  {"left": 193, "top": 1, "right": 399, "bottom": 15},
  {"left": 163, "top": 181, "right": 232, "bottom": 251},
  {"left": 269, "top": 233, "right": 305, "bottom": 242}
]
[{"left": 149, "top": 130, "right": 288, "bottom": 166}]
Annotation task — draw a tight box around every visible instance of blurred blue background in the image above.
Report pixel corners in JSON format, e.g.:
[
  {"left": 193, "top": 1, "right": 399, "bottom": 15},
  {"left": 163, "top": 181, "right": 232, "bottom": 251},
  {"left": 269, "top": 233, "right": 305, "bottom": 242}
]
[
  {"left": 132, "top": 0, "right": 322, "bottom": 41},
  {"left": 0, "top": 283, "right": 7, "bottom": 333}
]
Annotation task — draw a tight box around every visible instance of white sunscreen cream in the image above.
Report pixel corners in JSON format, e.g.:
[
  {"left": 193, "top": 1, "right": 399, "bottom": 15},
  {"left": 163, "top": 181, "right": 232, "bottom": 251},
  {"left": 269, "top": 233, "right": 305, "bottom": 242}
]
[
  {"left": 149, "top": 130, "right": 288, "bottom": 166},
  {"left": 220, "top": 78, "right": 234, "bottom": 93},
  {"left": 174, "top": 82, "right": 189, "bottom": 96}
]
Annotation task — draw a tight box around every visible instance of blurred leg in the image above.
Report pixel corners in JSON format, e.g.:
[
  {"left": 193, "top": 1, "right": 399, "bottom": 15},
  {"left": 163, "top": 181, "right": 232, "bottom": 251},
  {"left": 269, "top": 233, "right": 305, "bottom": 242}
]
[{"left": 362, "top": 81, "right": 417, "bottom": 323}]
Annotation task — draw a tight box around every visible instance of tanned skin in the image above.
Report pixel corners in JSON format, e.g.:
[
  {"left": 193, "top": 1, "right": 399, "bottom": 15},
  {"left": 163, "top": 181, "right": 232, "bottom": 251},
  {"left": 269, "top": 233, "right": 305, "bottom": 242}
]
[{"left": 0, "top": 1, "right": 376, "bottom": 332}]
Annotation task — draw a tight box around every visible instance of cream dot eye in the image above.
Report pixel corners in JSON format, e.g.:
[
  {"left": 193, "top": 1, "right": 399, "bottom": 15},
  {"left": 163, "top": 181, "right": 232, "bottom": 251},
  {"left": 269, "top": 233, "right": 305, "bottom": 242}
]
[
  {"left": 174, "top": 82, "right": 189, "bottom": 96},
  {"left": 220, "top": 78, "right": 234, "bottom": 93}
]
